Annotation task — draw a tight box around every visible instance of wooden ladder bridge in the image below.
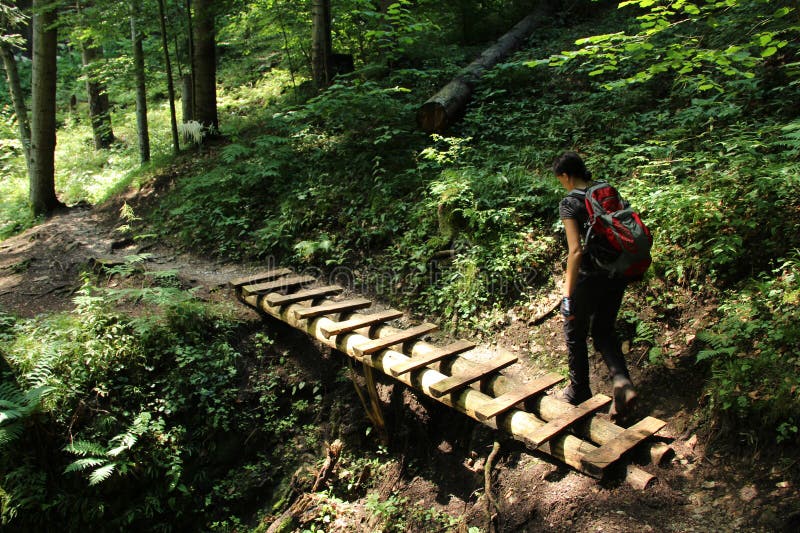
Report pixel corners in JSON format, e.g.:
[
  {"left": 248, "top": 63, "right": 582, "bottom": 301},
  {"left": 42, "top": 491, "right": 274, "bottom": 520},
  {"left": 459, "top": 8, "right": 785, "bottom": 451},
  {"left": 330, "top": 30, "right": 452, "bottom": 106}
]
[{"left": 230, "top": 268, "right": 672, "bottom": 489}]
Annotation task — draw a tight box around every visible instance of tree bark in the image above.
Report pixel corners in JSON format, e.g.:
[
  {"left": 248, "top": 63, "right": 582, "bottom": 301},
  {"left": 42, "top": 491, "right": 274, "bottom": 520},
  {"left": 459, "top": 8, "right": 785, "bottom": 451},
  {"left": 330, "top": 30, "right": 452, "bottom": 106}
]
[
  {"left": 29, "top": 0, "right": 63, "bottom": 216},
  {"left": 417, "top": 5, "right": 549, "bottom": 133},
  {"left": 181, "top": 74, "right": 193, "bottom": 122},
  {"left": 1, "top": 44, "right": 31, "bottom": 173},
  {"left": 191, "top": 0, "right": 218, "bottom": 134},
  {"left": 80, "top": 41, "right": 115, "bottom": 149},
  {"left": 185, "top": 0, "right": 195, "bottom": 119},
  {"left": 157, "top": 0, "right": 180, "bottom": 153},
  {"left": 130, "top": 0, "right": 150, "bottom": 164},
  {"left": 311, "top": 0, "right": 332, "bottom": 89}
]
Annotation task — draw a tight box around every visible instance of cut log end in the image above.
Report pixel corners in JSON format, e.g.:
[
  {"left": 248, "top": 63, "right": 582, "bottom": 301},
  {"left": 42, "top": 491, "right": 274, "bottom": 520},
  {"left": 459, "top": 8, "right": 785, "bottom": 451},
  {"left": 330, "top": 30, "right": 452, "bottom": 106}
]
[{"left": 417, "top": 101, "right": 448, "bottom": 133}]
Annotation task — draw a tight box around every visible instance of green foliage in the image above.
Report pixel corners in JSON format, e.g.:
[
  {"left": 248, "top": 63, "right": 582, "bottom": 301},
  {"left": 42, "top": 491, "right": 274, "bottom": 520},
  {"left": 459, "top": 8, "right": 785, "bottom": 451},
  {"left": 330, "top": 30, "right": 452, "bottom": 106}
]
[
  {"left": 365, "top": 491, "right": 463, "bottom": 532},
  {"left": 0, "top": 379, "right": 53, "bottom": 451},
  {"left": 695, "top": 254, "right": 800, "bottom": 444},
  {"left": 0, "top": 275, "right": 323, "bottom": 530},
  {"left": 540, "top": 0, "right": 800, "bottom": 95}
]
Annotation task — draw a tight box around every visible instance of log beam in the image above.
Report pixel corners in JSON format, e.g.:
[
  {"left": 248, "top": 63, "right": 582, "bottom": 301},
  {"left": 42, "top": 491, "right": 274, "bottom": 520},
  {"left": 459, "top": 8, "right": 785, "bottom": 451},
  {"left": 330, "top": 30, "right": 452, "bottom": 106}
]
[
  {"left": 240, "top": 290, "right": 668, "bottom": 487},
  {"left": 417, "top": 5, "right": 550, "bottom": 132}
]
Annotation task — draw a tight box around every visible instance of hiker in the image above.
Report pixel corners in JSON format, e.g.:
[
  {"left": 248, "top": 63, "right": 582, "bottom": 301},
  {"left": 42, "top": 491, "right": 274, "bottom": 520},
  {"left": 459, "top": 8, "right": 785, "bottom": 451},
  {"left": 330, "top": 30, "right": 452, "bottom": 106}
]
[{"left": 553, "top": 151, "right": 638, "bottom": 418}]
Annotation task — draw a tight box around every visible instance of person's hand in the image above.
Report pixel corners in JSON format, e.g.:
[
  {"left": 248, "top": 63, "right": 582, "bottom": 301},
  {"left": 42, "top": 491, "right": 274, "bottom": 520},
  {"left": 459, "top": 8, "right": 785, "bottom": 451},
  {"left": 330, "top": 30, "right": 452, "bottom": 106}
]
[{"left": 561, "top": 296, "right": 575, "bottom": 321}]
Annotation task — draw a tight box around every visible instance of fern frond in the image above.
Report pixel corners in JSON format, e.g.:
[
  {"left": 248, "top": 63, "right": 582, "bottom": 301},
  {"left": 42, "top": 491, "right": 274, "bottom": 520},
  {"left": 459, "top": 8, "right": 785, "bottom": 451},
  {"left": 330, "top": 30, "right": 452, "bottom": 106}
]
[
  {"left": 89, "top": 463, "right": 117, "bottom": 486},
  {"left": 0, "top": 381, "right": 23, "bottom": 402},
  {"left": 123, "top": 253, "right": 153, "bottom": 265},
  {"left": 107, "top": 434, "right": 137, "bottom": 457},
  {"left": 23, "top": 385, "right": 55, "bottom": 406},
  {"left": 0, "top": 407, "right": 24, "bottom": 424},
  {"left": 220, "top": 143, "right": 252, "bottom": 163},
  {"left": 64, "top": 457, "right": 106, "bottom": 473},
  {"left": 64, "top": 440, "right": 107, "bottom": 457},
  {"left": 0, "top": 424, "right": 24, "bottom": 448}
]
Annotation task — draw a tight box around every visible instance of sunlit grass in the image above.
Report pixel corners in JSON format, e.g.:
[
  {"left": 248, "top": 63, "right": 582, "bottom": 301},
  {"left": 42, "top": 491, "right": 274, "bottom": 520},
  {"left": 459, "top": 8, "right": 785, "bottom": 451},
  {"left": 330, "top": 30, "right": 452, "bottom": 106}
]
[
  {"left": 0, "top": 98, "right": 179, "bottom": 241},
  {"left": 218, "top": 68, "right": 302, "bottom": 134},
  {"left": 1, "top": 66, "right": 298, "bottom": 242},
  {"left": 55, "top": 101, "right": 177, "bottom": 205}
]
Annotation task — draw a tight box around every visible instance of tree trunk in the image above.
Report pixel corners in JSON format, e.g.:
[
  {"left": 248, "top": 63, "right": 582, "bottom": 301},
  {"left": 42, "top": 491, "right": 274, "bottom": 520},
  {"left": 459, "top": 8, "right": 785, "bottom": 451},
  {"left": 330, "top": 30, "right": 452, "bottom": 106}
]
[
  {"left": 130, "top": 0, "right": 150, "bottom": 164},
  {"left": 311, "top": 0, "right": 332, "bottom": 90},
  {"left": 192, "top": 0, "right": 218, "bottom": 134},
  {"left": 157, "top": 0, "right": 180, "bottom": 153},
  {"left": 81, "top": 41, "right": 115, "bottom": 149},
  {"left": 185, "top": 0, "right": 195, "bottom": 119},
  {"left": 1, "top": 44, "right": 31, "bottom": 173},
  {"left": 29, "top": 0, "right": 63, "bottom": 216},
  {"left": 181, "top": 74, "right": 194, "bottom": 123},
  {"left": 416, "top": 5, "right": 550, "bottom": 133}
]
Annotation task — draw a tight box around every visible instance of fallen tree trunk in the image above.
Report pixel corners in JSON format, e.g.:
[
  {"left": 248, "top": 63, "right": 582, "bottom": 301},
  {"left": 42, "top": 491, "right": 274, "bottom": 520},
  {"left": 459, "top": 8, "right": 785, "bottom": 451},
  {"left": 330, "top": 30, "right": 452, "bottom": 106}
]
[{"left": 417, "top": 5, "right": 548, "bottom": 133}]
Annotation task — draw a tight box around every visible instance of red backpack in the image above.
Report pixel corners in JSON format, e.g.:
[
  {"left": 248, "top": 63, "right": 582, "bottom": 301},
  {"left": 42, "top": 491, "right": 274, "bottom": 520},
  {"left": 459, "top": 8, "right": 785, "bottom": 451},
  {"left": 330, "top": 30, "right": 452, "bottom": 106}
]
[{"left": 571, "top": 182, "right": 653, "bottom": 280}]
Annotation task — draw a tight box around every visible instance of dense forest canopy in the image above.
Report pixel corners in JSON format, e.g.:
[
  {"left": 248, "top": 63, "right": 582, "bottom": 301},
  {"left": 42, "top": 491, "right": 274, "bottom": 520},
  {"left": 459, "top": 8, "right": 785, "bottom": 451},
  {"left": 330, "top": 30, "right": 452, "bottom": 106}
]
[{"left": 1, "top": 0, "right": 799, "bottom": 531}]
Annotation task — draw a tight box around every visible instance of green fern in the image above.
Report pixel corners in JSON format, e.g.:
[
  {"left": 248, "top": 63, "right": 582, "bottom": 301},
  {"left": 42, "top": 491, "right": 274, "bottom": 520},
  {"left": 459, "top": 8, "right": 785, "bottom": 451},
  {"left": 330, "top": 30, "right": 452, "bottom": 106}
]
[
  {"left": 89, "top": 464, "right": 117, "bottom": 486},
  {"left": 64, "top": 440, "right": 107, "bottom": 457},
  {"left": 0, "top": 379, "right": 53, "bottom": 451},
  {"left": 220, "top": 143, "right": 252, "bottom": 163},
  {"left": 63, "top": 412, "right": 152, "bottom": 486},
  {"left": 63, "top": 457, "right": 106, "bottom": 473},
  {"left": 695, "top": 330, "right": 737, "bottom": 363}
]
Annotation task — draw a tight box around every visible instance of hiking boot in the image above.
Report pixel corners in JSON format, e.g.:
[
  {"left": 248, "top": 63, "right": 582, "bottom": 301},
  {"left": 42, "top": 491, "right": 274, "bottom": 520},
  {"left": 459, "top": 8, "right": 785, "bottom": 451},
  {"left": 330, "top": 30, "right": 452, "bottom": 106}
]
[
  {"left": 610, "top": 375, "right": 637, "bottom": 420},
  {"left": 558, "top": 383, "right": 592, "bottom": 406}
]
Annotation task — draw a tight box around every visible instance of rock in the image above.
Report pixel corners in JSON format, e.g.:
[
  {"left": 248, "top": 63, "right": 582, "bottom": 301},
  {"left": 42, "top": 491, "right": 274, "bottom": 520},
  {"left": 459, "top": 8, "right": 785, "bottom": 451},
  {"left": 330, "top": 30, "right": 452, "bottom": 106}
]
[{"left": 739, "top": 484, "right": 757, "bottom": 502}]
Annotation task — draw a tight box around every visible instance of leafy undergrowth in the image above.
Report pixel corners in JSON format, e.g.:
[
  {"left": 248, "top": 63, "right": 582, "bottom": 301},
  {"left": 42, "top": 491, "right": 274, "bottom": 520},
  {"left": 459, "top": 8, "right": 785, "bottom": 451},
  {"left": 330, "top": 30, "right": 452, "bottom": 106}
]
[
  {"left": 2, "top": 1, "right": 800, "bottom": 530},
  {"left": 0, "top": 271, "right": 347, "bottom": 530}
]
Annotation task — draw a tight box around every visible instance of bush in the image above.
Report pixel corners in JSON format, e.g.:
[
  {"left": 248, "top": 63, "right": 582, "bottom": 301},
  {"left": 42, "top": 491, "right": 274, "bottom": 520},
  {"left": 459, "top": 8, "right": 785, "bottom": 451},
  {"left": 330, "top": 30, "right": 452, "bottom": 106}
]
[{"left": 696, "top": 254, "right": 800, "bottom": 445}]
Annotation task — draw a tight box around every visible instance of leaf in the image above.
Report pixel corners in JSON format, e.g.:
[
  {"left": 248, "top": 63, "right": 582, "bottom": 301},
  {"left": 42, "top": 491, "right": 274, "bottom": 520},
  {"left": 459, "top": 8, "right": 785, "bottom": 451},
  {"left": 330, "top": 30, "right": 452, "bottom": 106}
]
[
  {"left": 64, "top": 457, "right": 106, "bottom": 473},
  {"left": 761, "top": 47, "right": 778, "bottom": 58},
  {"left": 65, "top": 440, "right": 107, "bottom": 457},
  {"left": 220, "top": 143, "right": 252, "bottom": 164},
  {"left": 89, "top": 463, "right": 117, "bottom": 485}
]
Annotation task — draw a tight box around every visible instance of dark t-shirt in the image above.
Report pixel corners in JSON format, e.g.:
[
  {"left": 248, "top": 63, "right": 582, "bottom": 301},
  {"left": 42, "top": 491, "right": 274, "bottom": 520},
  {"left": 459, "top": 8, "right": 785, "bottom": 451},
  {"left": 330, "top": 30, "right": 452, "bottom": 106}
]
[{"left": 559, "top": 188, "right": 597, "bottom": 274}]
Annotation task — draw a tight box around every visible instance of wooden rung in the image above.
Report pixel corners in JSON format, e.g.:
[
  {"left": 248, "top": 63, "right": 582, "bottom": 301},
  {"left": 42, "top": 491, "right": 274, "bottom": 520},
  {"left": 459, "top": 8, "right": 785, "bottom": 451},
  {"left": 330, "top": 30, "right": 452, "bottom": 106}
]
[
  {"left": 353, "top": 323, "right": 439, "bottom": 358},
  {"left": 230, "top": 268, "right": 293, "bottom": 288},
  {"left": 526, "top": 394, "right": 611, "bottom": 447},
  {"left": 475, "top": 373, "right": 564, "bottom": 421},
  {"left": 390, "top": 339, "right": 476, "bottom": 376},
  {"left": 580, "top": 416, "right": 666, "bottom": 477},
  {"left": 294, "top": 298, "right": 373, "bottom": 320},
  {"left": 266, "top": 285, "right": 343, "bottom": 306},
  {"left": 429, "top": 352, "right": 517, "bottom": 398},
  {"left": 241, "top": 275, "right": 316, "bottom": 297},
  {"left": 320, "top": 309, "right": 404, "bottom": 339}
]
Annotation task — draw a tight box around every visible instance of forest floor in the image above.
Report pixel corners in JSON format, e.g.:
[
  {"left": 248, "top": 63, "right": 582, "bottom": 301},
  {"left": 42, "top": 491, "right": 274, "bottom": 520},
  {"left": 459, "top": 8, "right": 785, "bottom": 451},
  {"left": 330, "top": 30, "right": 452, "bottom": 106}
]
[{"left": 1, "top": 188, "right": 798, "bottom": 532}]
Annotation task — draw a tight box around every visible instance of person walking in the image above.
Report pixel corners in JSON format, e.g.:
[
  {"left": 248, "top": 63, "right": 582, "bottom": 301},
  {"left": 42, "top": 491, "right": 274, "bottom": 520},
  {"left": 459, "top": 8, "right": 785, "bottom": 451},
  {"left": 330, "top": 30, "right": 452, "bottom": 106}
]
[{"left": 553, "top": 151, "right": 637, "bottom": 418}]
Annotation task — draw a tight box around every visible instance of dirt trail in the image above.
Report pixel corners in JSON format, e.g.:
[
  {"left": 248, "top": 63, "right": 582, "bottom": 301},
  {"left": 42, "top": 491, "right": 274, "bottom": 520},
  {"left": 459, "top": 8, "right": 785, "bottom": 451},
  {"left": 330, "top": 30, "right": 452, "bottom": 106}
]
[
  {"left": 0, "top": 204, "right": 257, "bottom": 318},
  {"left": 0, "top": 204, "right": 797, "bottom": 532}
]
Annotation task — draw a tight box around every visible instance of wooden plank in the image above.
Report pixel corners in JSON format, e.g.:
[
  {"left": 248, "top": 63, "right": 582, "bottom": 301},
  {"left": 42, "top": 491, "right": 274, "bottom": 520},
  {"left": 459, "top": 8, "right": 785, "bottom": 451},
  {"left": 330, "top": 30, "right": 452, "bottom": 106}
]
[
  {"left": 241, "top": 275, "right": 315, "bottom": 297},
  {"left": 429, "top": 352, "right": 517, "bottom": 398},
  {"left": 526, "top": 394, "right": 611, "bottom": 447},
  {"left": 320, "top": 309, "right": 404, "bottom": 339},
  {"left": 294, "top": 298, "right": 373, "bottom": 320},
  {"left": 474, "top": 373, "right": 564, "bottom": 421},
  {"left": 353, "top": 323, "right": 439, "bottom": 358},
  {"left": 266, "top": 285, "right": 343, "bottom": 306},
  {"left": 390, "top": 339, "right": 476, "bottom": 376},
  {"left": 229, "top": 268, "right": 293, "bottom": 288},
  {"left": 580, "top": 416, "right": 666, "bottom": 477}
]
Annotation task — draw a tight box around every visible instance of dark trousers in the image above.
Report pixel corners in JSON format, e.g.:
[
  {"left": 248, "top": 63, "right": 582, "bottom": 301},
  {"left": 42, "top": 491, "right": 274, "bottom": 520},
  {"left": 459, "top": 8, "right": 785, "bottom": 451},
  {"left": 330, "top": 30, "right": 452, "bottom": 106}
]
[{"left": 563, "top": 274, "right": 629, "bottom": 393}]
